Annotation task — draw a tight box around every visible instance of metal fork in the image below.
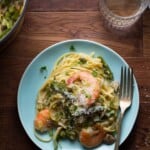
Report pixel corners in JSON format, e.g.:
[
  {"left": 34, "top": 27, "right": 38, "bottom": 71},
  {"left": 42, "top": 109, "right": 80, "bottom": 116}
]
[{"left": 114, "top": 66, "right": 134, "bottom": 150}]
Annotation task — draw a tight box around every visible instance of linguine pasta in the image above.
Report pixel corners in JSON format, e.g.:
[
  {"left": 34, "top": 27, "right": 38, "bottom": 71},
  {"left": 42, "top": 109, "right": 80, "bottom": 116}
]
[{"left": 34, "top": 52, "right": 119, "bottom": 149}]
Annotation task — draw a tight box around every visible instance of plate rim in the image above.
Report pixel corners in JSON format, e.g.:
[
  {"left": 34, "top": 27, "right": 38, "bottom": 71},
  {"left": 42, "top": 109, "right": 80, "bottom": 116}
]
[{"left": 17, "top": 39, "right": 140, "bottom": 149}]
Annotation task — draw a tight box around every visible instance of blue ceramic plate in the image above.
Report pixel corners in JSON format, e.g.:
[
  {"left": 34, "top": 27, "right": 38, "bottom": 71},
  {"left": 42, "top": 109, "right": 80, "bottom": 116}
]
[{"left": 17, "top": 39, "right": 139, "bottom": 150}]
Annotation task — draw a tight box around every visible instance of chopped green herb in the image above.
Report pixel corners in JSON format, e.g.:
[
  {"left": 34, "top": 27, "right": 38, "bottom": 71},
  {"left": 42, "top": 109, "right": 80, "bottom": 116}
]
[
  {"left": 69, "top": 45, "right": 76, "bottom": 52},
  {"left": 51, "top": 81, "right": 67, "bottom": 93},
  {"left": 78, "top": 57, "right": 87, "bottom": 64},
  {"left": 40, "top": 66, "right": 48, "bottom": 79},
  {"left": 97, "top": 56, "right": 113, "bottom": 80},
  {"left": 92, "top": 69, "right": 98, "bottom": 77},
  {"left": 40, "top": 66, "right": 47, "bottom": 73}
]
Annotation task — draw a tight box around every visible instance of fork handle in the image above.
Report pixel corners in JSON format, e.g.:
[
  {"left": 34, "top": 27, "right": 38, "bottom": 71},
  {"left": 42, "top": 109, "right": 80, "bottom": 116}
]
[{"left": 114, "top": 113, "right": 123, "bottom": 150}]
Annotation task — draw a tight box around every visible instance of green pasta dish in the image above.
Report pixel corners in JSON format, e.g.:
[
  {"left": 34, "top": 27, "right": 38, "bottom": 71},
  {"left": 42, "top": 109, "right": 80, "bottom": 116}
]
[
  {"left": 34, "top": 52, "right": 119, "bottom": 149},
  {"left": 0, "top": 0, "right": 23, "bottom": 39}
]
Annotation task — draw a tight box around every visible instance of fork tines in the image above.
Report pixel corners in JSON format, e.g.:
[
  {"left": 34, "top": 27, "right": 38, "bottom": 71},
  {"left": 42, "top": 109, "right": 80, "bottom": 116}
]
[{"left": 120, "top": 66, "right": 134, "bottom": 99}]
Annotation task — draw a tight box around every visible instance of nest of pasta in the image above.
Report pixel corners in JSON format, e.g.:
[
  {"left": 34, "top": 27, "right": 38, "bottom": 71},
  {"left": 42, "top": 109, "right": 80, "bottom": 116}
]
[{"left": 34, "top": 52, "right": 119, "bottom": 149}]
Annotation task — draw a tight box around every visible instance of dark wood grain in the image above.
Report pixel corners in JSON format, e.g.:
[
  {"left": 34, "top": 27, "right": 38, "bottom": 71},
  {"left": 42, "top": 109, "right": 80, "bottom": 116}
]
[
  {"left": 27, "top": 0, "right": 99, "bottom": 12},
  {"left": 0, "top": 1, "right": 150, "bottom": 150},
  {"left": 143, "top": 10, "right": 150, "bottom": 56}
]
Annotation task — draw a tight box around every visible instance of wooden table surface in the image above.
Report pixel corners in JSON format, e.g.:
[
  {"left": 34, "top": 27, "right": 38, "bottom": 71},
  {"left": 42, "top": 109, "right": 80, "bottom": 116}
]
[{"left": 0, "top": 0, "right": 150, "bottom": 150}]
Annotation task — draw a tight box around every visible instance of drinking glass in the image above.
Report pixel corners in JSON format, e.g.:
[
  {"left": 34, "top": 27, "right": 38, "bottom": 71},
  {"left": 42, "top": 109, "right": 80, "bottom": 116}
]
[{"left": 99, "top": 0, "right": 148, "bottom": 33}]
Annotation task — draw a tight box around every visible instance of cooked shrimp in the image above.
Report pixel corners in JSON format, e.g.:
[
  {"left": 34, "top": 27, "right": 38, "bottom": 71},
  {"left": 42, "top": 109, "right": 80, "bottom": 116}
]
[
  {"left": 79, "top": 124, "right": 106, "bottom": 148},
  {"left": 34, "top": 108, "right": 51, "bottom": 132},
  {"left": 67, "top": 71, "right": 100, "bottom": 106}
]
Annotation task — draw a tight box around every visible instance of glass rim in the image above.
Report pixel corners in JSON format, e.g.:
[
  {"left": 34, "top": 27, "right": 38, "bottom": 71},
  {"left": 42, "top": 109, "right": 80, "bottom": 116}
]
[{"left": 99, "top": 0, "right": 148, "bottom": 20}]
